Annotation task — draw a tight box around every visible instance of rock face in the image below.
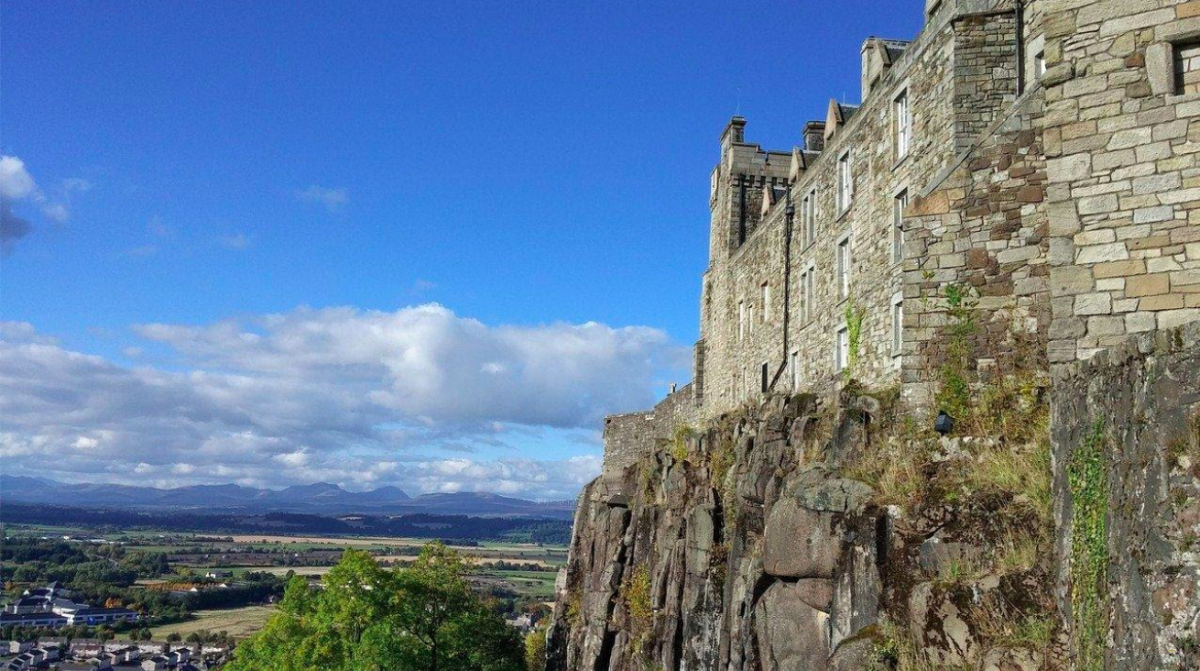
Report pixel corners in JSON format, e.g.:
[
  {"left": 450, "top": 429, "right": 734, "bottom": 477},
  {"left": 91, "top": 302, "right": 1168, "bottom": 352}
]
[
  {"left": 547, "top": 394, "right": 881, "bottom": 671},
  {"left": 1052, "top": 322, "right": 1200, "bottom": 671},
  {"left": 546, "top": 322, "right": 1200, "bottom": 671},
  {"left": 546, "top": 391, "right": 1044, "bottom": 671}
]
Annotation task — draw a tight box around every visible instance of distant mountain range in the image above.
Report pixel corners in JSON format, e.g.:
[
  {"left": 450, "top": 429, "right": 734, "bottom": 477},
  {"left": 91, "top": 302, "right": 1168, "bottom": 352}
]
[{"left": 0, "top": 475, "right": 576, "bottom": 519}]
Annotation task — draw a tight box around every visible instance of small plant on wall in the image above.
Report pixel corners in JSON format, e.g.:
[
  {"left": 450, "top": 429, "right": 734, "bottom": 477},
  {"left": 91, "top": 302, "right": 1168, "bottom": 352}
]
[
  {"left": 935, "top": 282, "right": 979, "bottom": 420},
  {"left": 844, "top": 296, "right": 867, "bottom": 381}
]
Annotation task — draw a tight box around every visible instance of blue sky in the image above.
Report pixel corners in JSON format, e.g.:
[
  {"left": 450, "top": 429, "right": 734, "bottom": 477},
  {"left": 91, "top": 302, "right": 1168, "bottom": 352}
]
[{"left": 0, "top": 1, "right": 924, "bottom": 498}]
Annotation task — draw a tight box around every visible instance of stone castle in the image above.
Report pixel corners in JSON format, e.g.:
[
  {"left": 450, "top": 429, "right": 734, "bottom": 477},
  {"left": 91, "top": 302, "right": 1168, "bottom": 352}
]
[
  {"left": 552, "top": 1, "right": 1200, "bottom": 670},
  {"left": 603, "top": 0, "right": 1200, "bottom": 475}
]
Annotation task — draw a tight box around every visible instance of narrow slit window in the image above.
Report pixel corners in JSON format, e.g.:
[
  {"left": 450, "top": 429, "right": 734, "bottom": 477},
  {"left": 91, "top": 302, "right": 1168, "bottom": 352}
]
[
  {"left": 790, "top": 350, "right": 800, "bottom": 389},
  {"left": 893, "top": 90, "right": 910, "bottom": 160},
  {"left": 760, "top": 362, "right": 769, "bottom": 393},
  {"left": 891, "top": 298, "right": 904, "bottom": 356},
  {"left": 805, "top": 190, "right": 816, "bottom": 244},
  {"left": 835, "top": 326, "right": 849, "bottom": 372},
  {"left": 738, "top": 300, "right": 745, "bottom": 340},
  {"left": 893, "top": 190, "right": 908, "bottom": 265},
  {"left": 761, "top": 282, "right": 771, "bottom": 322},
  {"left": 837, "top": 235, "right": 852, "bottom": 300},
  {"left": 837, "top": 151, "right": 853, "bottom": 212}
]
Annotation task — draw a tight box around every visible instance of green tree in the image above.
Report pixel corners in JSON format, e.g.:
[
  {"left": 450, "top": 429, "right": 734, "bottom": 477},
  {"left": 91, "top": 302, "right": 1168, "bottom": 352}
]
[
  {"left": 524, "top": 620, "right": 549, "bottom": 671},
  {"left": 228, "top": 544, "right": 523, "bottom": 671}
]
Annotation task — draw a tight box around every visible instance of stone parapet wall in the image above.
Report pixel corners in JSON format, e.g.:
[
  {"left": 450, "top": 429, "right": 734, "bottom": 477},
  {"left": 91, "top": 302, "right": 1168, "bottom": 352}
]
[{"left": 600, "top": 383, "right": 699, "bottom": 477}]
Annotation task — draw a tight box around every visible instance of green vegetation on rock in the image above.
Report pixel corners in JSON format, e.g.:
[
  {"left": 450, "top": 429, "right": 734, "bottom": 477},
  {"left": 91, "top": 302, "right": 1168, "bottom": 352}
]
[{"left": 1068, "top": 420, "right": 1108, "bottom": 671}]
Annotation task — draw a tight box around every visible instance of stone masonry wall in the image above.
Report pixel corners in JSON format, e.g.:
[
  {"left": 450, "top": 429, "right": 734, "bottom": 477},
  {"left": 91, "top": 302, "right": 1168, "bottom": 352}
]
[
  {"left": 1052, "top": 321, "right": 1200, "bottom": 670},
  {"left": 601, "top": 383, "right": 699, "bottom": 476},
  {"left": 955, "top": 11, "right": 1021, "bottom": 150},
  {"left": 905, "top": 91, "right": 1050, "bottom": 404},
  {"left": 1042, "top": 0, "right": 1200, "bottom": 365},
  {"left": 697, "top": 5, "right": 1028, "bottom": 420}
]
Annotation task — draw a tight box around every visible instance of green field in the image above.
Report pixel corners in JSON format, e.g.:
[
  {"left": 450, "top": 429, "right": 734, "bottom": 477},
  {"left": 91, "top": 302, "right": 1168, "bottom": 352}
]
[
  {"left": 151, "top": 605, "right": 276, "bottom": 639},
  {"left": 4, "top": 522, "right": 567, "bottom": 642}
]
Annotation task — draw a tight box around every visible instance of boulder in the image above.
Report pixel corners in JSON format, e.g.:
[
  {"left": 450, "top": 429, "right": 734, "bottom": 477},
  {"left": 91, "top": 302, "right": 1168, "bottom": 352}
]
[
  {"left": 763, "top": 499, "right": 840, "bottom": 578},
  {"left": 755, "top": 581, "right": 831, "bottom": 671}
]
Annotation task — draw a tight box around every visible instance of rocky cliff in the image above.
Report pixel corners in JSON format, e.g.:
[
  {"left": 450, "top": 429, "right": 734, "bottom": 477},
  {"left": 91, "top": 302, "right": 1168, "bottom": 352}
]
[{"left": 547, "top": 374, "right": 1059, "bottom": 671}]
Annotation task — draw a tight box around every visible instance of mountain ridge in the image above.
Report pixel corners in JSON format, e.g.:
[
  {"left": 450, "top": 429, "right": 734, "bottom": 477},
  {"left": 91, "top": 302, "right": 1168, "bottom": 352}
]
[{"left": 0, "top": 475, "right": 575, "bottom": 519}]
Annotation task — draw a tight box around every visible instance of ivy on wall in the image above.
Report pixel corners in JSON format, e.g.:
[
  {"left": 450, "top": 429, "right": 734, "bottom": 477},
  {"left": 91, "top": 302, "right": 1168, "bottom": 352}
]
[{"left": 1068, "top": 419, "right": 1108, "bottom": 671}]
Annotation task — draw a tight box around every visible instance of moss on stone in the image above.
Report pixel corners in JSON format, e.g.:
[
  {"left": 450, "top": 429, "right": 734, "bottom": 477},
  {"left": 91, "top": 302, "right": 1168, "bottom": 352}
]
[{"left": 1068, "top": 419, "right": 1108, "bottom": 671}]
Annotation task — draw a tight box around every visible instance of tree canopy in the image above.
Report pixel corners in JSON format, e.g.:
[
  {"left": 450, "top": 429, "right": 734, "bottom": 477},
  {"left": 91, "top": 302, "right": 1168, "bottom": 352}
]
[{"left": 227, "top": 543, "right": 524, "bottom": 671}]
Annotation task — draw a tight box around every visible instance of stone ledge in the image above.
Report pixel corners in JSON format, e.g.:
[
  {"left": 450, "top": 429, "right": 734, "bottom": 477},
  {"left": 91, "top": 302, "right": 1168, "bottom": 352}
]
[{"left": 1052, "top": 318, "right": 1200, "bottom": 383}]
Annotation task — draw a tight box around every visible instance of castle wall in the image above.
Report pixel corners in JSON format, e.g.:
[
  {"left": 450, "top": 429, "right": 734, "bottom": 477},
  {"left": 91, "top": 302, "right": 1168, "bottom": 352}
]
[
  {"left": 1042, "top": 0, "right": 1200, "bottom": 364},
  {"left": 905, "top": 92, "right": 1051, "bottom": 402},
  {"left": 600, "top": 383, "right": 699, "bottom": 476},
  {"left": 697, "top": 2, "right": 1024, "bottom": 418}
]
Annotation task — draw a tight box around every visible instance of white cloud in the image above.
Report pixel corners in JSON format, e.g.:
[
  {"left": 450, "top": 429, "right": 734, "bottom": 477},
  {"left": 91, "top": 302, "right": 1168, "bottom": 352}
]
[
  {"left": 217, "top": 231, "right": 250, "bottom": 250},
  {"left": 0, "top": 156, "right": 37, "bottom": 200},
  {"left": 0, "top": 307, "right": 685, "bottom": 498},
  {"left": 297, "top": 185, "right": 348, "bottom": 212},
  {"left": 0, "top": 156, "right": 89, "bottom": 251}
]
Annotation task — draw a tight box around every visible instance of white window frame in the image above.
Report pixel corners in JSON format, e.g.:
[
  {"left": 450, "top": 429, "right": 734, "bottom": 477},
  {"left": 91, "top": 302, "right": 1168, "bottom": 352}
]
[
  {"left": 803, "top": 189, "right": 816, "bottom": 245},
  {"left": 761, "top": 282, "right": 771, "bottom": 323},
  {"left": 836, "top": 233, "right": 852, "bottom": 300},
  {"left": 748, "top": 303, "right": 755, "bottom": 334},
  {"left": 893, "top": 188, "right": 908, "bottom": 265},
  {"left": 835, "top": 325, "right": 849, "bottom": 372},
  {"left": 1034, "top": 50, "right": 1046, "bottom": 79},
  {"left": 738, "top": 300, "right": 746, "bottom": 340},
  {"left": 893, "top": 89, "right": 910, "bottom": 160},
  {"left": 891, "top": 293, "right": 904, "bottom": 357},
  {"left": 837, "top": 150, "right": 853, "bottom": 213}
]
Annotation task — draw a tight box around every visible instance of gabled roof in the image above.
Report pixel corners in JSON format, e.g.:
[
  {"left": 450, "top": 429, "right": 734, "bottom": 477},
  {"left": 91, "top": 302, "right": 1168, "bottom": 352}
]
[{"left": 824, "top": 100, "right": 862, "bottom": 143}]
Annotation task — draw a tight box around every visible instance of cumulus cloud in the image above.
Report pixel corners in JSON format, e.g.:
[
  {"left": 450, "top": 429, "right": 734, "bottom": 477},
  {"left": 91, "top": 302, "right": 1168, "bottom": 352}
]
[
  {"left": 0, "top": 156, "right": 88, "bottom": 252},
  {"left": 0, "top": 307, "right": 686, "bottom": 498},
  {"left": 297, "top": 185, "right": 348, "bottom": 212}
]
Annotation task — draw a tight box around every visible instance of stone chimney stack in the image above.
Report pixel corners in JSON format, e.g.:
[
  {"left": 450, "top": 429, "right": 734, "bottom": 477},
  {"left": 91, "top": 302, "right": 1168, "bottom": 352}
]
[{"left": 804, "top": 121, "right": 826, "bottom": 152}]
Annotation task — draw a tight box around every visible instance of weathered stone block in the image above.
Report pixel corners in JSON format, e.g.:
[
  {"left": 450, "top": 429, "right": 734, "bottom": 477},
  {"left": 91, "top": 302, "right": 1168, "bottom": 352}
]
[
  {"left": 1126, "top": 273, "right": 1171, "bottom": 297},
  {"left": 1076, "top": 292, "right": 1114, "bottom": 315}
]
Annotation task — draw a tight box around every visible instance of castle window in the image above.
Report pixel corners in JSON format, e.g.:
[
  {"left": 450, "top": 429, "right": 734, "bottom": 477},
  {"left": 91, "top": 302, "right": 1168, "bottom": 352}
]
[
  {"left": 1175, "top": 41, "right": 1200, "bottom": 94},
  {"left": 760, "top": 362, "right": 769, "bottom": 393},
  {"left": 802, "top": 191, "right": 816, "bottom": 245},
  {"left": 837, "top": 234, "right": 852, "bottom": 300},
  {"left": 738, "top": 300, "right": 746, "bottom": 340},
  {"left": 798, "top": 268, "right": 812, "bottom": 321},
  {"left": 748, "top": 304, "right": 755, "bottom": 333},
  {"left": 761, "top": 282, "right": 771, "bottom": 322},
  {"left": 804, "top": 266, "right": 815, "bottom": 320},
  {"left": 891, "top": 294, "right": 904, "bottom": 357},
  {"left": 837, "top": 150, "right": 853, "bottom": 213},
  {"left": 1034, "top": 50, "right": 1046, "bottom": 79},
  {"left": 835, "top": 326, "right": 849, "bottom": 372},
  {"left": 893, "top": 190, "right": 908, "bottom": 265},
  {"left": 790, "top": 350, "right": 800, "bottom": 389},
  {"left": 893, "top": 89, "right": 910, "bottom": 160}
]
